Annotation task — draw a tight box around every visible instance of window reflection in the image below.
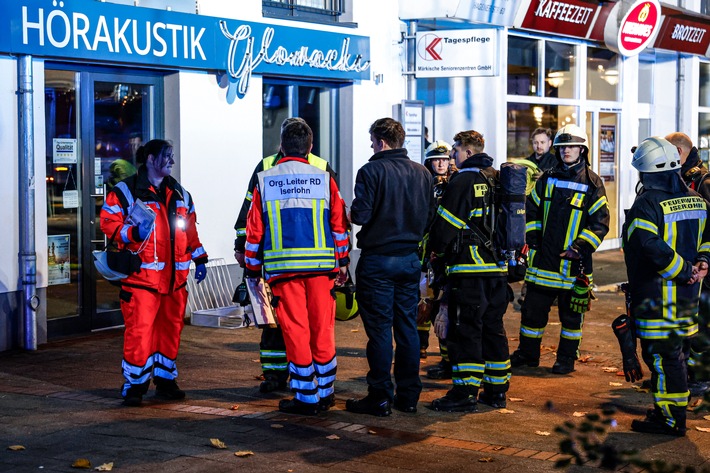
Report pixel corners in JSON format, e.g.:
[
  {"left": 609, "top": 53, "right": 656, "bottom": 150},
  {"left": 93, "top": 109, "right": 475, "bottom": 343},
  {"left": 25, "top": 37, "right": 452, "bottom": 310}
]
[
  {"left": 587, "top": 47, "right": 620, "bottom": 101},
  {"left": 507, "top": 36, "right": 538, "bottom": 96},
  {"left": 545, "top": 41, "right": 575, "bottom": 99}
]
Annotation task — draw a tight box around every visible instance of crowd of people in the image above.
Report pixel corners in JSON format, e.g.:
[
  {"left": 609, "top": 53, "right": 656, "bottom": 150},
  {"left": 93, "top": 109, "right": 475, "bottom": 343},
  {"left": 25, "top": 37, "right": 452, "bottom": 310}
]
[{"left": 99, "top": 116, "right": 710, "bottom": 438}]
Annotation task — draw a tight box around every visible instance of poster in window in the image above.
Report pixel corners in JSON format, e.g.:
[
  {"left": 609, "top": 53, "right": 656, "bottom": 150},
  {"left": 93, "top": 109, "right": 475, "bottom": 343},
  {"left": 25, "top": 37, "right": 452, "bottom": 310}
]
[
  {"left": 599, "top": 125, "right": 616, "bottom": 182},
  {"left": 48, "top": 234, "right": 70, "bottom": 286}
]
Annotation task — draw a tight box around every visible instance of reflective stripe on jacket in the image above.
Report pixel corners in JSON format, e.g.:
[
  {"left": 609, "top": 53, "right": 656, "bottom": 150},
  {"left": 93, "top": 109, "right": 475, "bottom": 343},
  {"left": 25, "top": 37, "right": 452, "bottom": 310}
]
[
  {"left": 525, "top": 161, "right": 609, "bottom": 289},
  {"left": 244, "top": 156, "right": 349, "bottom": 282},
  {"left": 623, "top": 186, "right": 710, "bottom": 339},
  {"left": 100, "top": 166, "right": 208, "bottom": 293}
]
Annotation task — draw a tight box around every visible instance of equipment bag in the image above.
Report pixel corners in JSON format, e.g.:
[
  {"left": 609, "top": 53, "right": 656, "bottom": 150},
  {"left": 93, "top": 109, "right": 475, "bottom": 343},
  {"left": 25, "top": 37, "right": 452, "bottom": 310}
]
[{"left": 496, "top": 162, "right": 527, "bottom": 255}]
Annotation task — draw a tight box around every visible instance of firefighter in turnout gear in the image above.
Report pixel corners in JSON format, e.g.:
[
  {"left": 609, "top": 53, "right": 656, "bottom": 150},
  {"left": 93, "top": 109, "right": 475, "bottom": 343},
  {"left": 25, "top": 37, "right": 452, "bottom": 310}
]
[
  {"left": 624, "top": 137, "right": 710, "bottom": 436},
  {"left": 667, "top": 131, "right": 710, "bottom": 397},
  {"left": 100, "top": 139, "right": 208, "bottom": 407},
  {"left": 420, "top": 140, "right": 454, "bottom": 379},
  {"left": 428, "top": 130, "right": 512, "bottom": 412},
  {"left": 234, "top": 118, "right": 336, "bottom": 394},
  {"left": 245, "top": 119, "right": 350, "bottom": 416},
  {"left": 511, "top": 124, "right": 609, "bottom": 375}
]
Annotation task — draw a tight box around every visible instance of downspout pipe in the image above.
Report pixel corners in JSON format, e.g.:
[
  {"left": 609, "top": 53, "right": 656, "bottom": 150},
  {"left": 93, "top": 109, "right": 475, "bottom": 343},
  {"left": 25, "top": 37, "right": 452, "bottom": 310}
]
[
  {"left": 18, "top": 55, "right": 38, "bottom": 351},
  {"left": 407, "top": 20, "right": 417, "bottom": 101}
]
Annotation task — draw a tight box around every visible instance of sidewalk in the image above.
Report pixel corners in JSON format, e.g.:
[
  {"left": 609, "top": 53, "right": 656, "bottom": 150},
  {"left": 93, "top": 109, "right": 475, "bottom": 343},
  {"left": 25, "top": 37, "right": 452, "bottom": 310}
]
[{"left": 1, "top": 250, "right": 709, "bottom": 472}]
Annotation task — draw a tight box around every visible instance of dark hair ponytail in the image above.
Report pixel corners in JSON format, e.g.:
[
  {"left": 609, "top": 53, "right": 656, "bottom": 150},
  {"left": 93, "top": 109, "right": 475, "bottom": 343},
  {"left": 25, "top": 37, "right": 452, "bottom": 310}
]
[{"left": 136, "top": 139, "right": 171, "bottom": 164}]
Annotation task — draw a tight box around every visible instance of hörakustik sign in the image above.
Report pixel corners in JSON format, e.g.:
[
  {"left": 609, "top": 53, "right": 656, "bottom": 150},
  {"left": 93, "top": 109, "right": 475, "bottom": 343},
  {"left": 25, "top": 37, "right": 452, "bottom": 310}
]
[
  {"left": 0, "top": 0, "right": 370, "bottom": 100},
  {"left": 604, "top": 0, "right": 662, "bottom": 56},
  {"left": 415, "top": 29, "right": 498, "bottom": 78}
]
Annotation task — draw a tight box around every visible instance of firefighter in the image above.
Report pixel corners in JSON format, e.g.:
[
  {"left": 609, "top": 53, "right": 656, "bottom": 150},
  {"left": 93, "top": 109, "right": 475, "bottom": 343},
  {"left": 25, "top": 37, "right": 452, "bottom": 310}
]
[
  {"left": 511, "top": 124, "right": 609, "bottom": 374},
  {"left": 428, "top": 130, "right": 512, "bottom": 412},
  {"left": 667, "top": 132, "right": 710, "bottom": 396},
  {"left": 100, "top": 139, "right": 208, "bottom": 407},
  {"left": 419, "top": 140, "right": 454, "bottom": 379},
  {"left": 234, "top": 118, "right": 337, "bottom": 393},
  {"left": 623, "top": 136, "right": 710, "bottom": 436},
  {"left": 244, "top": 119, "right": 350, "bottom": 415}
]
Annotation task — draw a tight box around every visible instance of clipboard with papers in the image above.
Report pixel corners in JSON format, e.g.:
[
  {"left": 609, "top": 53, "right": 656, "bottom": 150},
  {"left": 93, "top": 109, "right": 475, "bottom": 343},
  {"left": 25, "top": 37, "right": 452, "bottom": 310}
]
[{"left": 245, "top": 277, "right": 278, "bottom": 327}]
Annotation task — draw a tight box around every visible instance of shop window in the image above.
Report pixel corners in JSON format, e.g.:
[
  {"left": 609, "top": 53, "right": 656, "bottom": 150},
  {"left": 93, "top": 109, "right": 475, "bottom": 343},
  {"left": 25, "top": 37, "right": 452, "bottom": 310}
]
[
  {"left": 544, "top": 41, "right": 576, "bottom": 99},
  {"left": 587, "top": 47, "right": 620, "bottom": 101},
  {"left": 638, "top": 55, "right": 654, "bottom": 104},
  {"left": 262, "top": 81, "right": 339, "bottom": 175},
  {"left": 507, "top": 36, "right": 539, "bottom": 96},
  {"left": 263, "top": 0, "right": 346, "bottom": 23},
  {"left": 701, "top": 62, "right": 710, "bottom": 107},
  {"left": 506, "top": 103, "right": 577, "bottom": 159},
  {"left": 702, "top": 0, "right": 709, "bottom": 15}
]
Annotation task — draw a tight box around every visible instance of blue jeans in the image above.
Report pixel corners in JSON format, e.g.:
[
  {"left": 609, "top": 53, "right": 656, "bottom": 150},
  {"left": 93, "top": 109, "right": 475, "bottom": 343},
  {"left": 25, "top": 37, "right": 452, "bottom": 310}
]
[{"left": 355, "top": 252, "right": 422, "bottom": 404}]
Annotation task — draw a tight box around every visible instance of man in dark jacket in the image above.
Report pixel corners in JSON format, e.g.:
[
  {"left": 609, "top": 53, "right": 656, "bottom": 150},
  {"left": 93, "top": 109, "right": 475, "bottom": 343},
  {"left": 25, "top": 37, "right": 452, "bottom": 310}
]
[
  {"left": 624, "top": 136, "right": 710, "bottom": 436},
  {"left": 524, "top": 127, "right": 557, "bottom": 173},
  {"left": 346, "top": 117, "right": 436, "bottom": 417},
  {"left": 428, "top": 130, "right": 512, "bottom": 412},
  {"left": 511, "top": 124, "right": 609, "bottom": 375}
]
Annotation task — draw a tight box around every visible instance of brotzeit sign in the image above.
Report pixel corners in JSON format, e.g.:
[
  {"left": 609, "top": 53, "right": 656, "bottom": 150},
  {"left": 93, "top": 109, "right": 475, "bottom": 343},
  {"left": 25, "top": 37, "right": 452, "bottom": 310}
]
[{"left": 415, "top": 29, "right": 498, "bottom": 78}]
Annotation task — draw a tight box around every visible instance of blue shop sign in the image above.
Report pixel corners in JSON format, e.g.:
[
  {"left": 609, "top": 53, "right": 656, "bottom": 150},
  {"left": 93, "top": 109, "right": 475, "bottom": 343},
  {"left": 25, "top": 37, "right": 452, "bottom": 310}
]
[{"left": 0, "top": 0, "right": 370, "bottom": 100}]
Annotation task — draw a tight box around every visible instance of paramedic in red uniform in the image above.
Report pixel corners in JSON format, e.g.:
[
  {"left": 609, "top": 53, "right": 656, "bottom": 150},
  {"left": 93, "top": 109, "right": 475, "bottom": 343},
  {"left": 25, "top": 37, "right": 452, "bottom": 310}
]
[
  {"left": 245, "top": 120, "right": 350, "bottom": 415},
  {"left": 100, "top": 139, "right": 208, "bottom": 407}
]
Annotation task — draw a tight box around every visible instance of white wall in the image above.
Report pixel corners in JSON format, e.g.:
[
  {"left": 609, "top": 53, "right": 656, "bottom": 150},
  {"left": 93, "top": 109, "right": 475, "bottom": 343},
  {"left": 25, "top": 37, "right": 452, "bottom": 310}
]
[{"left": 0, "top": 57, "right": 19, "bottom": 294}]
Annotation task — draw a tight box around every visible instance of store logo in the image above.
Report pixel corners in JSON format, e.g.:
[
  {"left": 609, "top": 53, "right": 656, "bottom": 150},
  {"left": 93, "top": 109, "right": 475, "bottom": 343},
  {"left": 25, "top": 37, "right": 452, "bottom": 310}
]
[
  {"left": 618, "top": 0, "right": 660, "bottom": 54},
  {"left": 220, "top": 22, "right": 369, "bottom": 101},
  {"left": 417, "top": 34, "right": 443, "bottom": 61}
]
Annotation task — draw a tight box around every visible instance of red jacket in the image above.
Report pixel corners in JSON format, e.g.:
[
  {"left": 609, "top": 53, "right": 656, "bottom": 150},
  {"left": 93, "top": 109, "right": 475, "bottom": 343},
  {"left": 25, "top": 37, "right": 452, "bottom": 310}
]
[
  {"left": 245, "top": 156, "right": 349, "bottom": 283},
  {"left": 100, "top": 166, "right": 208, "bottom": 294}
]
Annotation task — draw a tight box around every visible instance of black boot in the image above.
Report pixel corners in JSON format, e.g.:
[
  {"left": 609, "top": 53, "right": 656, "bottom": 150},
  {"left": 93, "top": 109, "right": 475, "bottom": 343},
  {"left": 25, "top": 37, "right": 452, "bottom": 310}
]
[
  {"left": 426, "top": 360, "right": 452, "bottom": 380},
  {"left": 631, "top": 409, "right": 686, "bottom": 437},
  {"left": 259, "top": 374, "right": 288, "bottom": 393},
  {"left": 431, "top": 387, "right": 478, "bottom": 412},
  {"left": 154, "top": 377, "right": 186, "bottom": 400},
  {"left": 510, "top": 350, "right": 539, "bottom": 368},
  {"left": 345, "top": 393, "right": 391, "bottom": 417},
  {"left": 279, "top": 398, "right": 319, "bottom": 416},
  {"left": 122, "top": 383, "right": 148, "bottom": 407},
  {"left": 551, "top": 356, "right": 575, "bottom": 374},
  {"left": 318, "top": 394, "right": 335, "bottom": 411},
  {"left": 478, "top": 391, "right": 506, "bottom": 409}
]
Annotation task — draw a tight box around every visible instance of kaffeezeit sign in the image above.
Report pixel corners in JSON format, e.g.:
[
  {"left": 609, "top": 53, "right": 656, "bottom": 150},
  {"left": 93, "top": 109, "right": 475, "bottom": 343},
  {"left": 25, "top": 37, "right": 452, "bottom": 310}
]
[{"left": 0, "top": 0, "right": 370, "bottom": 99}]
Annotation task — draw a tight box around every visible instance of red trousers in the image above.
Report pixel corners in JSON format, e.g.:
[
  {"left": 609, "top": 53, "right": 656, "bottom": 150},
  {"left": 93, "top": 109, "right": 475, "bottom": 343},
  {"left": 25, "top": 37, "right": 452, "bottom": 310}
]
[
  {"left": 270, "top": 275, "right": 336, "bottom": 366},
  {"left": 120, "top": 286, "right": 187, "bottom": 368}
]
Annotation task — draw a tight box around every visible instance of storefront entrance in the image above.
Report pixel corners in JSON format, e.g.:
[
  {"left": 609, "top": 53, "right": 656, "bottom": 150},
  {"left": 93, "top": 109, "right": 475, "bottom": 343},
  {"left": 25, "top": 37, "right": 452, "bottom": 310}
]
[{"left": 45, "top": 67, "right": 163, "bottom": 337}]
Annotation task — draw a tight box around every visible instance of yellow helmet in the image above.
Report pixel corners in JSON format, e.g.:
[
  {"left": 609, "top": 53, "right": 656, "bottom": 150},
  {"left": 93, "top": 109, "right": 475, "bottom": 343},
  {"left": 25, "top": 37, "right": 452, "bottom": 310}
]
[{"left": 334, "top": 280, "right": 359, "bottom": 321}]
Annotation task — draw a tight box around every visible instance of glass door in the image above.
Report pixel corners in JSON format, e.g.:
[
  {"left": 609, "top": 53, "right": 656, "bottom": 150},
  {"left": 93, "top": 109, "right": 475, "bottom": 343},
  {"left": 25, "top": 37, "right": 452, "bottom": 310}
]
[
  {"left": 586, "top": 111, "right": 620, "bottom": 247},
  {"left": 46, "top": 67, "right": 163, "bottom": 337}
]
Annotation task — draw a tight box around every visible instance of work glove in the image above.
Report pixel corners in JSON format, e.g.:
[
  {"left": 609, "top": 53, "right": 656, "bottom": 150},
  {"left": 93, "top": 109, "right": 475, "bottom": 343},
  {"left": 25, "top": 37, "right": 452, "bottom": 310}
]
[
  {"left": 433, "top": 303, "right": 448, "bottom": 340},
  {"left": 194, "top": 264, "right": 207, "bottom": 284},
  {"left": 569, "top": 273, "right": 591, "bottom": 314},
  {"left": 137, "top": 222, "right": 153, "bottom": 241},
  {"left": 560, "top": 247, "right": 581, "bottom": 260},
  {"left": 611, "top": 314, "right": 644, "bottom": 383}
]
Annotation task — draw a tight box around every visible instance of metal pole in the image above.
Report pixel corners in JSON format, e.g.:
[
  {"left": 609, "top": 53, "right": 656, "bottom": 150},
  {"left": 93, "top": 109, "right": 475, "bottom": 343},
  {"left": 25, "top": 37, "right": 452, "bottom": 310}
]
[
  {"left": 18, "top": 55, "right": 38, "bottom": 351},
  {"left": 407, "top": 20, "right": 417, "bottom": 101}
]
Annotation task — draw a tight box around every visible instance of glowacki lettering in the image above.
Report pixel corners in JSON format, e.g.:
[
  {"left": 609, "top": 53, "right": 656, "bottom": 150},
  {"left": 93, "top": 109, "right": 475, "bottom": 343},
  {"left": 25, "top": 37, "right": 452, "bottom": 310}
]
[
  {"left": 671, "top": 24, "right": 706, "bottom": 43},
  {"left": 221, "top": 22, "right": 370, "bottom": 99},
  {"left": 22, "top": 5, "right": 206, "bottom": 60},
  {"left": 534, "top": 0, "right": 594, "bottom": 24}
]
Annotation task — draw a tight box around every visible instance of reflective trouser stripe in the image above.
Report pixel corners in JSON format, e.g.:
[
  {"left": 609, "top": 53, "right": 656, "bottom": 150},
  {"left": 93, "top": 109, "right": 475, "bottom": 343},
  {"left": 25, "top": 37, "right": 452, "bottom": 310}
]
[
  {"left": 452, "top": 362, "right": 484, "bottom": 387},
  {"left": 314, "top": 356, "right": 337, "bottom": 398},
  {"left": 289, "top": 362, "right": 318, "bottom": 404}
]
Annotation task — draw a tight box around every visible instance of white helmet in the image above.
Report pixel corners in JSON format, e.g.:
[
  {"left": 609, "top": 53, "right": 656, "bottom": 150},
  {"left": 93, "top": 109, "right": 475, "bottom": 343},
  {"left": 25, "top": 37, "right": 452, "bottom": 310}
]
[
  {"left": 553, "top": 124, "right": 589, "bottom": 151},
  {"left": 425, "top": 140, "right": 452, "bottom": 160},
  {"left": 631, "top": 137, "right": 680, "bottom": 173}
]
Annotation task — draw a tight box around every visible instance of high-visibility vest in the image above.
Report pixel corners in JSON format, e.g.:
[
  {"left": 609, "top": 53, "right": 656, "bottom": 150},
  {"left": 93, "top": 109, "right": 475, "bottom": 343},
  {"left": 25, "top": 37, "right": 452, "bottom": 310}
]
[{"left": 256, "top": 160, "right": 336, "bottom": 276}]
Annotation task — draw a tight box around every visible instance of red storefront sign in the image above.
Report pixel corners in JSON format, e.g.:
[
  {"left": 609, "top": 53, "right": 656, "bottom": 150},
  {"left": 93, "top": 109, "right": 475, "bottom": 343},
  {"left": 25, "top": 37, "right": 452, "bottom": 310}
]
[
  {"left": 520, "top": 0, "right": 600, "bottom": 38},
  {"left": 654, "top": 7, "right": 710, "bottom": 56},
  {"left": 604, "top": 0, "right": 662, "bottom": 56}
]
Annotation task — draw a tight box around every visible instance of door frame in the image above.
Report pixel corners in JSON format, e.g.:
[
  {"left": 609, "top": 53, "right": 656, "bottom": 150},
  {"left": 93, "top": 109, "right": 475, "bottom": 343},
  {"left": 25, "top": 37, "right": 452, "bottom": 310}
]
[{"left": 47, "top": 65, "right": 164, "bottom": 338}]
